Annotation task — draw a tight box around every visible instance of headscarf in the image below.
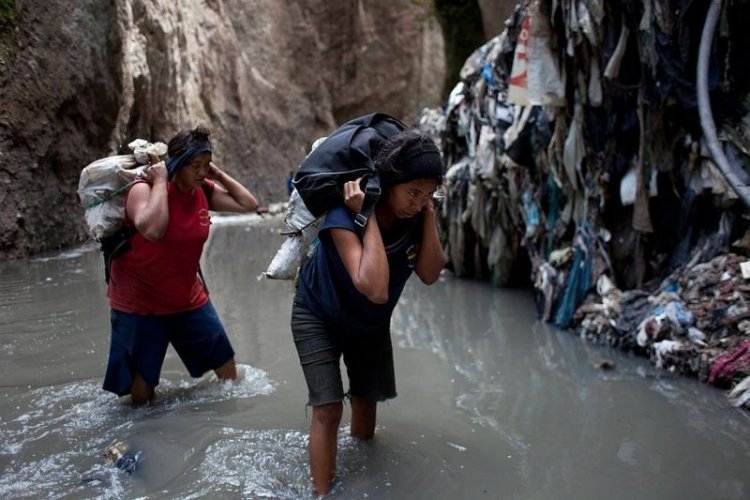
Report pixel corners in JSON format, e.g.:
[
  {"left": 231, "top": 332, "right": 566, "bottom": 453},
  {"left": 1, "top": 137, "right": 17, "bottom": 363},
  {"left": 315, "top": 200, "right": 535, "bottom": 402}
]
[
  {"left": 166, "top": 139, "right": 212, "bottom": 179},
  {"left": 380, "top": 137, "right": 443, "bottom": 187}
]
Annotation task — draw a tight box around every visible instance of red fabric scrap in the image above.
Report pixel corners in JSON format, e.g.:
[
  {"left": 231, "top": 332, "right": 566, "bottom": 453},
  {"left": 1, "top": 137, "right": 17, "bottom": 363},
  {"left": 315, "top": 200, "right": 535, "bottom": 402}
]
[{"left": 708, "top": 341, "right": 750, "bottom": 385}]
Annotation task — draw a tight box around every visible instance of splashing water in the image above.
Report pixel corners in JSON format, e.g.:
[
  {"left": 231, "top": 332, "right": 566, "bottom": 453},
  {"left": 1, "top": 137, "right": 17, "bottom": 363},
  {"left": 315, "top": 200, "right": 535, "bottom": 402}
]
[{"left": 0, "top": 364, "right": 276, "bottom": 498}]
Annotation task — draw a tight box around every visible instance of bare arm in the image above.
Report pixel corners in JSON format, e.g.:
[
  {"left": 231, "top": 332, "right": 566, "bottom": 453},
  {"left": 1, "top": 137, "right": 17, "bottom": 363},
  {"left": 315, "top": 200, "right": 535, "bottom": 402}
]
[
  {"left": 126, "top": 161, "right": 169, "bottom": 241},
  {"left": 332, "top": 178, "right": 389, "bottom": 303},
  {"left": 331, "top": 213, "right": 389, "bottom": 304},
  {"left": 414, "top": 201, "right": 447, "bottom": 284},
  {"left": 206, "top": 161, "right": 259, "bottom": 213}
]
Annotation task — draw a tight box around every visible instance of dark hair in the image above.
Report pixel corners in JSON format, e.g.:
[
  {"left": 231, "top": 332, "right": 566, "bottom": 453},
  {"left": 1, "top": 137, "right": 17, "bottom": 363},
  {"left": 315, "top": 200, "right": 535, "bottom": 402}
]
[
  {"left": 374, "top": 129, "right": 443, "bottom": 187},
  {"left": 166, "top": 125, "right": 212, "bottom": 179},
  {"left": 167, "top": 125, "right": 211, "bottom": 158}
]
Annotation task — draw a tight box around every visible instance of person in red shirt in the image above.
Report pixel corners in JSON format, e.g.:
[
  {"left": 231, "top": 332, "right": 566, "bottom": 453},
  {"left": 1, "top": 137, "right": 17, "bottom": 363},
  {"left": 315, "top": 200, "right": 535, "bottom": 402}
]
[{"left": 103, "top": 125, "right": 258, "bottom": 404}]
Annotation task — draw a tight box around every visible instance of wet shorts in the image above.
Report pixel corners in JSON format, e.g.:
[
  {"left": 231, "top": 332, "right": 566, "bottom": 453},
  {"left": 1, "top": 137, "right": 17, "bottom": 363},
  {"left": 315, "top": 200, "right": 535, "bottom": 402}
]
[
  {"left": 103, "top": 301, "right": 235, "bottom": 396},
  {"left": 291, "top": 295, "right": 397, "bottom": 406}
]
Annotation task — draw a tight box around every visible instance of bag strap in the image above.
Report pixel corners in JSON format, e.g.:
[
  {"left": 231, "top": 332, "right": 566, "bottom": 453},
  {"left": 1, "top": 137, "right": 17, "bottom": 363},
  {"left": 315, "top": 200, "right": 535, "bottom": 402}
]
[
  {"left": 101, "top": 225, "right": 138, "bottom": 284},
  {"left": 197, "top": 266, "right": 209, "bottom": 295},
  {"left": 353, "top": 175, "right": 381, "bottom": 232},
  {"left": 201, "top": 181, "right": 212, "bottom": 201}
]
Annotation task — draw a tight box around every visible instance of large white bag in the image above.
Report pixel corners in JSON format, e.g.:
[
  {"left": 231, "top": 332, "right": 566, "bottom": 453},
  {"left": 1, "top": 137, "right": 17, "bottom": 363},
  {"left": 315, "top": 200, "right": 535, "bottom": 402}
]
[
  {"left": 77, "top": 140, "right": 166, "bottom": 240},
  {"left": 263, "top": 189, "right": 322, "bottom": 280},
  {"left": 264, "top": 137, "right": 328, "bottom": 280}
]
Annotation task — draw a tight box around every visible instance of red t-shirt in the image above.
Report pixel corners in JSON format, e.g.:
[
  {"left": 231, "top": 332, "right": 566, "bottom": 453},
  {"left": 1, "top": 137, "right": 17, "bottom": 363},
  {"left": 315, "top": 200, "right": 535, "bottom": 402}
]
[{"left": 107, "top": 180, "right": 214, "bottom": 314}]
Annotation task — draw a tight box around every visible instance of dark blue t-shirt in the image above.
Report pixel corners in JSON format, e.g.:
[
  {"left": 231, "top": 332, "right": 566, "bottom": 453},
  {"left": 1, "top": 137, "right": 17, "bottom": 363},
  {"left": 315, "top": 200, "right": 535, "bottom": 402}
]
[{"left": 297, "top": 205, "right": 422, "bottom": 333}]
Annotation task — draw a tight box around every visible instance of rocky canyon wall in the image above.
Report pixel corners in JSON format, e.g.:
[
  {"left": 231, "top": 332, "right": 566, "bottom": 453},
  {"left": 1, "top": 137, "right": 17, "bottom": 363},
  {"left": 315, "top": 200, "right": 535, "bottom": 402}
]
[{"left": 0, "top": 0, "right": 446, "bottom": 259}]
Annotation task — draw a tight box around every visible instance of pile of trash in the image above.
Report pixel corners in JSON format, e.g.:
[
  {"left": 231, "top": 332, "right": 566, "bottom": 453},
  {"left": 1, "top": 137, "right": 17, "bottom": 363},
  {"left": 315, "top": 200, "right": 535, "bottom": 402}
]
[
  {"left": 418, "top": 0, "right": 750, "bottom": 409},
  {"left": 576, "top": 252, "right": 750, "bottom": 408}
]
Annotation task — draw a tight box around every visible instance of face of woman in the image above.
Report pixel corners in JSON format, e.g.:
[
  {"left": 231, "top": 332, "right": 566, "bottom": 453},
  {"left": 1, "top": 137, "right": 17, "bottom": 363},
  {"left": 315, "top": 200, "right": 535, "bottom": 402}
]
[
  {"left": 175, "top": 152, "right": 211, "bottom": 191},
  {"left": 387, "top": 178, "right": 440, "bottom": 219}
]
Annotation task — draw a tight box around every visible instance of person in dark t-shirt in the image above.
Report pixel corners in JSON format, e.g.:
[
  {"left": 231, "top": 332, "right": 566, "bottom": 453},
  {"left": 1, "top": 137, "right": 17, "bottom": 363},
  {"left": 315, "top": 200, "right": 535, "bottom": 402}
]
[{"left": 291, "top": 128, "right": 446, "bottom": 496}]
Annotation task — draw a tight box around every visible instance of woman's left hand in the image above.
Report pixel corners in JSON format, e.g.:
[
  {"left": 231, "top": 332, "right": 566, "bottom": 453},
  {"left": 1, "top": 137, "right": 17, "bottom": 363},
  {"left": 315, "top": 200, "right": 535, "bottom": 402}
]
[
  {"left": 203, "top": 161, "right": 259, "bottom": 213},
  {"left": 343, "top": 178, "right": 365, "bottom": 214},
  {"left": 208, "top": 161, "right": 224, "bottom": 180}
]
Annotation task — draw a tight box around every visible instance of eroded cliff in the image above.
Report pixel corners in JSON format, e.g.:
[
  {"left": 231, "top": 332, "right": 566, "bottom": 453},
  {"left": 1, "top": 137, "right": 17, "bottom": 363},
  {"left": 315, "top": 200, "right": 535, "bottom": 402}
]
[{"left": 0, "top": 0, "right": 445, "bottom": 258}]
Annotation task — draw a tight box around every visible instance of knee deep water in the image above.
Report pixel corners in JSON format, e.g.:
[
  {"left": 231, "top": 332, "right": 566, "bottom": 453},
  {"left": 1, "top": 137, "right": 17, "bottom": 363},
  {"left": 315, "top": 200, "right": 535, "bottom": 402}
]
[{"left": 0, "top": 214, "right": 748, "bottom": 499}]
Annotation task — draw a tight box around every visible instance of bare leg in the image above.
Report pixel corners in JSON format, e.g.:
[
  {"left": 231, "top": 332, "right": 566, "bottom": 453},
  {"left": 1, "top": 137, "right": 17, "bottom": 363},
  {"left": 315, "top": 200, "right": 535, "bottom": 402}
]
[
  {"left": 213, "top": 357, "right": 237, "bottom": 380},
  {"left": 130, "top": 373, "right": 155, "bottom": 405},
  {"left": 310, "top": 402, "right": 343, "bottom": 496},
  {"left": 350, "top": 396, "right": 376, "bottom": 440}
]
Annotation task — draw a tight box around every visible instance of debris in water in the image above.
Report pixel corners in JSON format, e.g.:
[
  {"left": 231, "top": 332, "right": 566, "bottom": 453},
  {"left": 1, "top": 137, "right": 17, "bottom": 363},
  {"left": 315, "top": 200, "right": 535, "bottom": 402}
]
[
  {"left": 595, "top": 359, "right": 616, "bottom": 371},
  {"left": 104, "top": 441, "right": 143, "bottom": 474}
]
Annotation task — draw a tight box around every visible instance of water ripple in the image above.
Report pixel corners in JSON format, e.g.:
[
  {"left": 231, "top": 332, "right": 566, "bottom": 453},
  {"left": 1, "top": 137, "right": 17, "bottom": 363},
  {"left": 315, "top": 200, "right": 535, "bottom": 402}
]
[{"left": 0, "top": 364, "right": 276, "bottom": 499}]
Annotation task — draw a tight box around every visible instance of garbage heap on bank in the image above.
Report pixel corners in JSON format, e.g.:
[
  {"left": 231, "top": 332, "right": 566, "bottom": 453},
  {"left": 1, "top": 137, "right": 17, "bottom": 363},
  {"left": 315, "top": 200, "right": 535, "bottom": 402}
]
[{"left": 418, "top": 0, "right": 750, "bottom": 409}]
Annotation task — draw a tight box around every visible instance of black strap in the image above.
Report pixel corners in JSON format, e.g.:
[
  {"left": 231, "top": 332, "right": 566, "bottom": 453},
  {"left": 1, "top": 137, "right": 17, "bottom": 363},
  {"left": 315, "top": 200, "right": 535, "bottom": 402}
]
[
  {"left": 201, "top": 181, "right": 212, "bottom": 202},
  {"left": 197, "top": 266, "right": 209, "bottom": 295},
  {"left": 101, "top": 226, "right": 138, "bottom": 284},
  {"left": 353, "top": 176, "right": 381, "bottom": 232}
]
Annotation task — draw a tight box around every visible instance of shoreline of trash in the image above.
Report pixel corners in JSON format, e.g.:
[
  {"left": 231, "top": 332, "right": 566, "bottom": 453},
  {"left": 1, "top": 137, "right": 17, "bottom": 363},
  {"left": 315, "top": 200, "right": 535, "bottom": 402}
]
[
  {"left": 416, "top": 0, "right": 750, "bottom": 411},
  {"left": 574, "top": 251, "right": 750, "bottom": 409}
]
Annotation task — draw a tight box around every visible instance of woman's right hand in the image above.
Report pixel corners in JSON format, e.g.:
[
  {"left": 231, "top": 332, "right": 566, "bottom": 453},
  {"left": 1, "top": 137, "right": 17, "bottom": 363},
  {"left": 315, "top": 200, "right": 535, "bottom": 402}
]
[
  {"left": 343, "top": 177, "right": 365, "bottom": 214},
  {"left": 128, "top": 160, "right": 169, "bottom": 241},
  {"left": 145, "top": 161, "right": 168, "bottom": 184}
]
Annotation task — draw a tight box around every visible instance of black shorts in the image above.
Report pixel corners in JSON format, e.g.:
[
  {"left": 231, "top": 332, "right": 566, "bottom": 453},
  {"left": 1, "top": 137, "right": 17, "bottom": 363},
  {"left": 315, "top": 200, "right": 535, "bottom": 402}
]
[
  {"left": 103, "top": 301, "right": 235, "bottom": 396},
  {"left": 291, "top": 295, "right": 397, "bottom": 406}
]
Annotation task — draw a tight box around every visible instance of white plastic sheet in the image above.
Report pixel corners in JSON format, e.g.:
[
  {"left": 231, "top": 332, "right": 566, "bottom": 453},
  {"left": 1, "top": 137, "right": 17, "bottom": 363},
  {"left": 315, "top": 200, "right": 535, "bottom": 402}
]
[
  {"left": 508, "top": 11, "right": 565, "bottom": 107},
  {"left": 264, "top": 137, "right": 327, "bottom": 280},
  {"left": 263, "top": 190, "right": 322, "bottom": 280}
]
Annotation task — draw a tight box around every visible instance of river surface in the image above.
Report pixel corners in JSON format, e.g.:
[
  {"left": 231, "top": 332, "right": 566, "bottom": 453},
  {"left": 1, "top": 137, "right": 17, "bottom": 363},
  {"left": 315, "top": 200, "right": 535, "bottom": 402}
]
[{"left": 1, "top": 214, "right": 749, "bottom": 500}]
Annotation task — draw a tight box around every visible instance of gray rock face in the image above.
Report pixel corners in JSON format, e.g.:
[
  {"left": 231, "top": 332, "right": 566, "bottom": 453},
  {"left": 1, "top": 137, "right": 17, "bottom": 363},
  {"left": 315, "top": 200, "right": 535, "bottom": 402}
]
[{"left": 0, "top": 0, "right": 445, "bottom": 259}]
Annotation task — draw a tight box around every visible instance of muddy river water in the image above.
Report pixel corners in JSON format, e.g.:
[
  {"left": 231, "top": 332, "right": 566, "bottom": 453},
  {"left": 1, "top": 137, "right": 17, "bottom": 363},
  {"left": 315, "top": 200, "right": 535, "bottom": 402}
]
[{"left": 1, "top": 214, "right": 748, "bottom": 499}]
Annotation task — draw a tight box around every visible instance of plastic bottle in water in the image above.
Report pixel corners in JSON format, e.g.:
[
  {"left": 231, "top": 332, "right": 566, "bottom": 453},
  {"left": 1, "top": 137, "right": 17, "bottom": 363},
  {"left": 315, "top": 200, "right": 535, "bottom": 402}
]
[{"left": 104, "top": 441, "right": 143, "bottom": 474}]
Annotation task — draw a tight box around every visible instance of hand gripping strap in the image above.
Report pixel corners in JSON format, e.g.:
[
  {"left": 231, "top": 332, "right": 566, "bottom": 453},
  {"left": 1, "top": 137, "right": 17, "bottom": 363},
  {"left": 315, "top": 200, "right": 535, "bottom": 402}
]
[{"left": 354, "top": 175, "right": 381, "bottom": 231}]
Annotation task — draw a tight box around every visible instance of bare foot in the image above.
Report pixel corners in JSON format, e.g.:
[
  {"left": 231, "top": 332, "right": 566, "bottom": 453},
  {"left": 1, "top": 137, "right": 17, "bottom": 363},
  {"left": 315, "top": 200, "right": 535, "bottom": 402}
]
[{"left": 213, "top": 357, "right": 237, "bottom": 380}]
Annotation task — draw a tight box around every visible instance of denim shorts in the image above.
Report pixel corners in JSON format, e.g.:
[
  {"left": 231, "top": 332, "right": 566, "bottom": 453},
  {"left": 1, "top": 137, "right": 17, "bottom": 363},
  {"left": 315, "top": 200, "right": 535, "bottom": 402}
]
[
  {"left": 103, "top": 301, "right": 235, "bottom": 396},
  {"left": 291, "top": 294, "right": 397, "bottom": 406}
]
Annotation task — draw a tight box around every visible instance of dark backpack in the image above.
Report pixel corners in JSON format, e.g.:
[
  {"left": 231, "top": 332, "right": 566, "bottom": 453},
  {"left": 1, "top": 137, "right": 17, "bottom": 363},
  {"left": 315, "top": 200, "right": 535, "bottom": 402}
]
[
  {"left": 292, "top": 113, "right": 406, "bottom": 223},
  {"left": 100, "top": 225, "right": 138, "bottom": 284}
]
